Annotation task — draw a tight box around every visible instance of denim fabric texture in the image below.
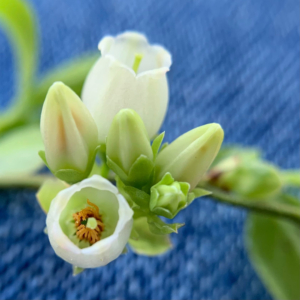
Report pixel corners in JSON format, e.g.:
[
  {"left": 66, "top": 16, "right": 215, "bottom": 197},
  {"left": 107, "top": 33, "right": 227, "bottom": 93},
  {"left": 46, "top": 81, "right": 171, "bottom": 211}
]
[{"left": 0, "top": 0, "right": 299, "bottom": 299}]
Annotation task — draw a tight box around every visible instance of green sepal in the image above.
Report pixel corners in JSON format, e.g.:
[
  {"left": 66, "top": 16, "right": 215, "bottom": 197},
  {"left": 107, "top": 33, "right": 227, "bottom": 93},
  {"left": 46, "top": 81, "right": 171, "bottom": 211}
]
[
  {"left": 107, "top": 154, "right": 153, "bottom": 188},
  {"left": 151, "top": 132, "right": 165, "bottom": 160},
  {"left": 36, "top": 178, "right": 68, "bottom": 213},
  {"left": 72, "top": 266, "right": 84, "bottom": 276},
  {"left": 129, "top": 217, "right": 172, "bottom": 256},
  {"left": 187, "top": 188, "right": 212, "bottom": 205},
  {"left": 147, "top": 215, "right": 184, "bottom": 235},
  {"left": 123, "top": 186, "right": 150, "bottom": 209},
  {"left": 149, "top": 173, "right": 190, "bottom": 219},
  {"left": 41, "top": 146, "right": 100, "bottom": 184},
  {"left": 38, "top": 150, "right": 48, "bottom": 167},
  {"left": 127, "top": 155, "right": 154, "bottom": 187}
]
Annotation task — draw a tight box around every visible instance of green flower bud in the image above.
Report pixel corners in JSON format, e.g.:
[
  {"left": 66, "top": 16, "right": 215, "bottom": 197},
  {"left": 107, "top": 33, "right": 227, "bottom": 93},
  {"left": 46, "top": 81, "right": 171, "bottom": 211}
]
[
  {"left": 106, "top": 109, "right": 154, "bottom": 187},
  {"left": 40, "top": 82, "right": 99, "bottom": 184},
  {"left": 211, "top": 157, "right": 282, "bottom": 199},
  {"left": 154, "top": 123, "right": 224, "bottom": 190},
  {"left": 150, "top": 173, "right": 189, "bottom": 219}
]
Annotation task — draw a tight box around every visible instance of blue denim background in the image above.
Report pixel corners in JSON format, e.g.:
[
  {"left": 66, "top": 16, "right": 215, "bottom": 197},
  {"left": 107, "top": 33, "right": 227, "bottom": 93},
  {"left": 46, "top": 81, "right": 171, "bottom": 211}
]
[{"left": 0, "top": 0, "right": 299, "bottom": 299}]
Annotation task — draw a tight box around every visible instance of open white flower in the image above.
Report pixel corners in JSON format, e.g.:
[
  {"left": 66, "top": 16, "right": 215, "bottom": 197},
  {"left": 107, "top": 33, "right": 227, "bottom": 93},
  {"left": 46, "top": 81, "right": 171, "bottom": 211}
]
[
  {"left": 82, "top": 31, "right": 172, "bottom": 143},
  {"left": 46, "top": 175, "right": 133, "bottom": 268}
]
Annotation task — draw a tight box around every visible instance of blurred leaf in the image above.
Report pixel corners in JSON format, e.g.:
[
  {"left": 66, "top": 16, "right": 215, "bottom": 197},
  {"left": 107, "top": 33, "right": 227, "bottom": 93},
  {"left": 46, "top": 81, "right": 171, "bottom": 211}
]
[
  {"left": 36, "top": 178, "right": 68, "bottom": 213},
  {"left": 31, "top": 53, "right": 99, "bottom": 107},
  {"left": 246, "top": 197, "right": 300, "bottom": 300},
  {"left": 281, "top": 170, "right": 300, "bottom": 188},
  {"left": 0, "top": 0, "right": 37, "bottom": 133},
  {"left": 212, "top": 146, "right": 261, "bottom": 167},
  {"left": 216, "top": 160, "right": 282, "bottom": 200},
  {"left": 129, "top": 217, "right": 172, "bottom": 256},
  {"left": 0, "top": 125, "right": 44, "bottom": 176},
  {"left": 72, "top": 266, "right": 84, "bottom": 276}
]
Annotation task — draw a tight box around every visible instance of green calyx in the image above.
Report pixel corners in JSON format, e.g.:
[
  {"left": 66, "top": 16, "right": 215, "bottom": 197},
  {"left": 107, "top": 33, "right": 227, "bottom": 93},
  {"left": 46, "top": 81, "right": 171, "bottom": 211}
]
[
  {"left": 107, "top": 154, "right": 154, "bottom": 188},
  {"left": 39, "top": 145, "right": 100, "bottom": 184},
  {"left": 149, "top": 173, "right": 189, "bottom": 219}
]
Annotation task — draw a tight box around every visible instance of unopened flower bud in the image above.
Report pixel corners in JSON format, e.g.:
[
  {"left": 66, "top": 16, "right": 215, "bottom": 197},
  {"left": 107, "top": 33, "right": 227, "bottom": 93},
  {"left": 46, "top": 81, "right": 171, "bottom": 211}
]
[
  {"left": 154, "top": 123, "right": 224, "bottom": 190},
  {"left": 40, "top": 82, "right": 98, "bottom": 184},
  {"left": 106, "top": 109, "right": 153, "bottom": 187},
  {"left": 150, "top": 173, "right": 189, "bottom": 219}
]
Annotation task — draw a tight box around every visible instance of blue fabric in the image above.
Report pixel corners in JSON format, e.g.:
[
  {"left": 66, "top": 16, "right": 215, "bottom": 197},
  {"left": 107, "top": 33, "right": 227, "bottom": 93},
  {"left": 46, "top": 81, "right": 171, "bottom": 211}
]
[{"left": 0, "top": 0, "right": 299, "bottom": 299}]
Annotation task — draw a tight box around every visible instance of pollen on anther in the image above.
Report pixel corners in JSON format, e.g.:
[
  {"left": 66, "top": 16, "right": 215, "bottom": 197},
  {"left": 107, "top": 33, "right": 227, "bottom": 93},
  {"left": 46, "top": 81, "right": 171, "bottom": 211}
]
[{"left": 73, "top": 199, "right": 104, "bottom": 244}]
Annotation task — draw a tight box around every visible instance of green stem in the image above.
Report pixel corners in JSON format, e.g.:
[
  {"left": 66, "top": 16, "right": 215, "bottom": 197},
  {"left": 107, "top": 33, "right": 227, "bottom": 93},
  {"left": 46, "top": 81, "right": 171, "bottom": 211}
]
[
  {"left": 202, "top": 184, "right": 300, "bottom": 225},
  {"left": 0, "top": 174, "right": 53, "bottom": 189}
]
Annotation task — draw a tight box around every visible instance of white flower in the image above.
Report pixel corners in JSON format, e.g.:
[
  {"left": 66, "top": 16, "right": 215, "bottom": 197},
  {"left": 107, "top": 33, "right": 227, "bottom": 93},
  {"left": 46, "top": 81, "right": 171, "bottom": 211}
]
[
  {"left": 82, "top": 31, "right": 172, "bottom": 144},
  {"left": 46, "top": 175, "right": 133, "bottom": 268}
]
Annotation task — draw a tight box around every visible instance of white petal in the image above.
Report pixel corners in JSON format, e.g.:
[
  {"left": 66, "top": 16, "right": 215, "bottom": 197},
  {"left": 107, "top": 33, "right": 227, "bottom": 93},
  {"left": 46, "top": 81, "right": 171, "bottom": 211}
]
[
  {"left": 46, "top": 175, "right": 133, "bottom": 268},
  {"left": 82, "top": 55, "right": 169, "bottom": 143}
]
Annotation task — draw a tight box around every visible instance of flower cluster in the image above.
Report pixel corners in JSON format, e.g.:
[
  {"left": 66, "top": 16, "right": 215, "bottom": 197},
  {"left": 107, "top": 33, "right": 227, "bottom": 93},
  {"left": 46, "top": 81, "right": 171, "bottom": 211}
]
[{"left": 37, "top": 32, "right": 224, "bottom": 272}]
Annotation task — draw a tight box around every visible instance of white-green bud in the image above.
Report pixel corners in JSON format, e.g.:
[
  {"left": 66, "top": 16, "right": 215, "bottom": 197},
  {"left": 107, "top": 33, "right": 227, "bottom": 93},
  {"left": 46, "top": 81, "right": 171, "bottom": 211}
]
[
  {"left": 154, "top": 123, "right": 224, "bottom": 190},
  {"left": 106, "top": 109, "right": 154, "bottom": 187},
  {"left": 40, "top": 82, "right": 99, "bottom": 184}
]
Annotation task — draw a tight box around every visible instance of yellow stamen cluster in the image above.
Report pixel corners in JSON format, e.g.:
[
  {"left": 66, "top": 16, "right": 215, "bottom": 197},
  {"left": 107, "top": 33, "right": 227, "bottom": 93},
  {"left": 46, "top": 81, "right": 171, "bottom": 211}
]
[{"left": 73, "top": 199, "right": 104, "bottom": 244}]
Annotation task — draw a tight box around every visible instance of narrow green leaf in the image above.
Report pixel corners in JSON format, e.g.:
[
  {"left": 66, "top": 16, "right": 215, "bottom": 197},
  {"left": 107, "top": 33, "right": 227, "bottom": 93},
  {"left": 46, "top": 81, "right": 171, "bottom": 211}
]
[
  {"left": 36, "top": 178, "right": 68, "bottom": 213},
  {"left": 0, "top": 125, "right": 44, "bottom": 176},
  {"left": 246, "top": 198, "right": 300, "bottom": 300},
  {"left": 129, "top": 217, "right": 172, "bottom": 256},
  {"left": 0, "top": 0, "right": 38, "bottom": 132},
  {"left": 147, "top": 215, "right": 184, "bottom": 235},
  {"left": 151, "top": 132, "right": 165, "bottom": 160}
]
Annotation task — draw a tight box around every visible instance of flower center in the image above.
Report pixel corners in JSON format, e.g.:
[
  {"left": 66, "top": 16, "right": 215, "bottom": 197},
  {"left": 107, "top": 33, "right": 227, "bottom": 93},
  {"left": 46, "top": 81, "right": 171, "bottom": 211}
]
[{"left": 73, "top": 199, "right": 104, "bottom": 245}]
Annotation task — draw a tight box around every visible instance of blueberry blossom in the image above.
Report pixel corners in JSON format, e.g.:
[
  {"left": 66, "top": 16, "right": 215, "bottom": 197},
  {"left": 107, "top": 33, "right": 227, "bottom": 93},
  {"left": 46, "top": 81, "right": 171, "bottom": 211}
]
[
  {"left": 46, "top": 175, "right": 133, "bottom": 268},
  {"left": 82, "top": 31, "right": 172, "bottom": 143}
]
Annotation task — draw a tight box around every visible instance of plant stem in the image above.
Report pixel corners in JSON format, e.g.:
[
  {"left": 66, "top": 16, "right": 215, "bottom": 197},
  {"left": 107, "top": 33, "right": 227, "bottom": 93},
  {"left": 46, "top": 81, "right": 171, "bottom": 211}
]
[
  {"left": 0, "top": 174, "right": 53, "bottom": 189},
  {"left": 202, "top": 184, "right": 300, "bottom": 225}
]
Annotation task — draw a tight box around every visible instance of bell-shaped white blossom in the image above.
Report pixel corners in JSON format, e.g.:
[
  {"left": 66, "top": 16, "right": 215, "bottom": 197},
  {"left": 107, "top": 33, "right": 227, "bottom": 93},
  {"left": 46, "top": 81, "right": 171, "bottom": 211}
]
[
  {"left": 82, "top": 31, "right": 172, "bottom": 143},
  {"left": 46, "top": 175, "right": 133, "bottom": 268}
]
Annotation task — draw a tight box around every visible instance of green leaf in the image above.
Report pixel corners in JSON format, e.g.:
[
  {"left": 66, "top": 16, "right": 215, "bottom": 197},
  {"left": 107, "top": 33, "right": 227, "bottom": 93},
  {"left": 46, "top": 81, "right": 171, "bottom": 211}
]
[
  {"left": 129, "top": 217, "right": 172, "bottom": 256},
  {"left": 151, "top": 132, "right": 165, "bottom": 160},
  {"left": 147, "top": 215, "right": 184, "bottom": 235},
  {"left": 0, "top": 0, "right": 38, "bottom": 133},
  {"left": 123, "top": 186, "right": 150, "bottom": 209},
  {"left": 281, "top": 170, "right": 300, "bottom": 188},
  {"left": 188, "top": 188, "right": 211, "bottom": 205},
  {"left": 36, "top": 178, "right": 68, "bottom": 213},
  {"left": 31, "top": 53, "right": 99, "bottom": 108},
  {"left": 246, "top": 198, "right": 300, "bottom": 300},
  {"left": 0, "top": 125, "right": 44, "bottom": 176}
]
